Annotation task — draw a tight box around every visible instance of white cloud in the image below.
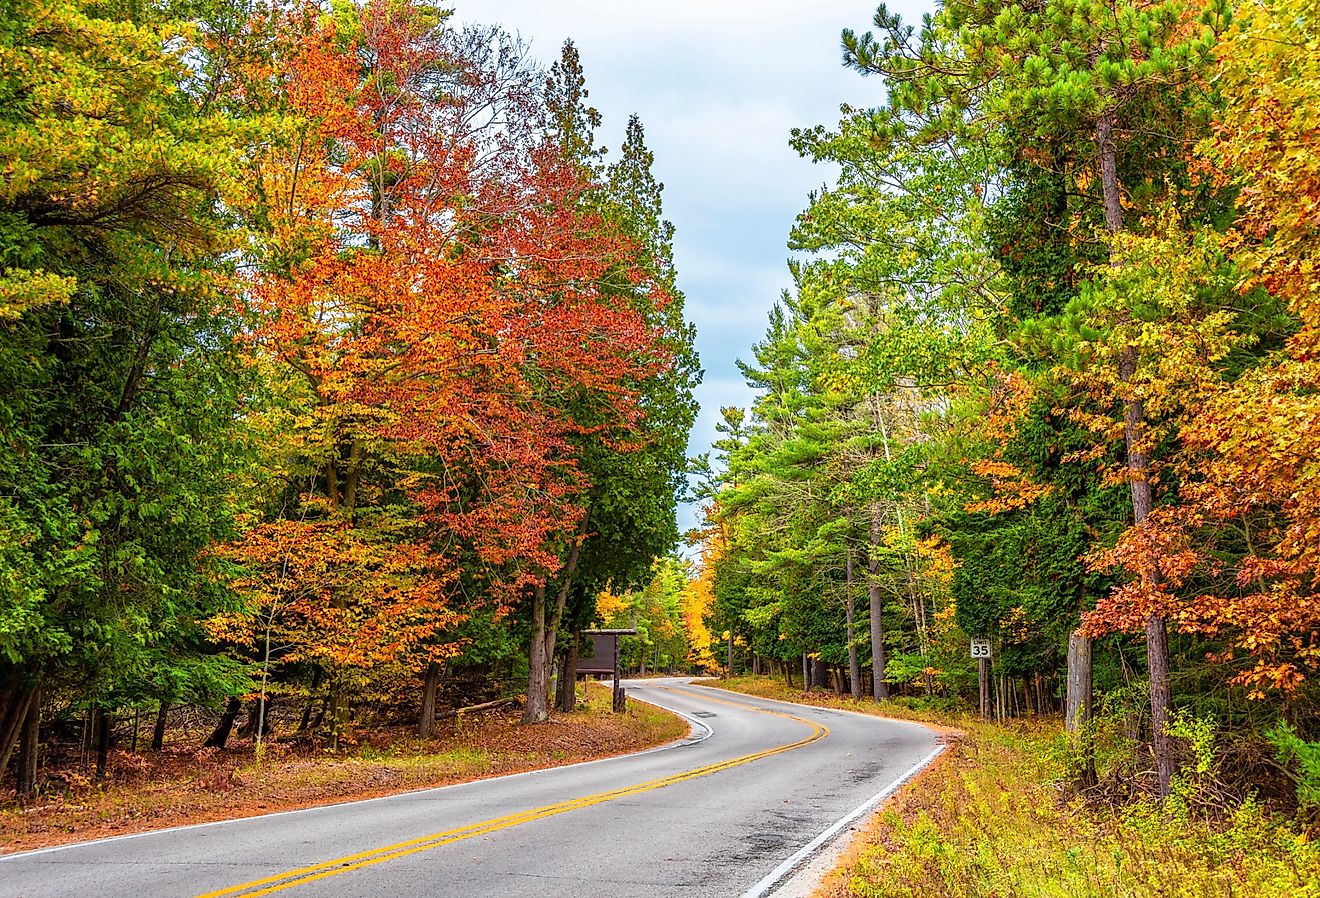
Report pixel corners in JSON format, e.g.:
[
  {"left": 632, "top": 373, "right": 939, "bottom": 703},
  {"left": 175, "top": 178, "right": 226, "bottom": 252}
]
[{"left": 453, "top": 0, "right": 934, "bottom": 533}]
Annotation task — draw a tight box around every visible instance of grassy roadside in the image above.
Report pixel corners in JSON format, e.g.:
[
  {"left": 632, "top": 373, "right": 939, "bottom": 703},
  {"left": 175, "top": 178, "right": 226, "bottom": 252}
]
[
  {"left": 0, "top": 683, "right": 686, "bottom": 855},
  {"left": 705, "top": 676, "right": 1320, "bottom": 898}
]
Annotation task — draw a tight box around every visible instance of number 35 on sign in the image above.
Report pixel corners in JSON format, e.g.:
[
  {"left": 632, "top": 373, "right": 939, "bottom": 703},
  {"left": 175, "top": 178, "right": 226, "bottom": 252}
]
[{"left": 970, "top": 639, "right": 992, "bottom": 659}]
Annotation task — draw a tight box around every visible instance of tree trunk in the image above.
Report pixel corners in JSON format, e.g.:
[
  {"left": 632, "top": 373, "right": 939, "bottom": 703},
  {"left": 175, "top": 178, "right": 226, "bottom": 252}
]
[
  {"left": 419, "top": 663, "right": 440, "bottom": 738},
  {"left": 1097, "top": 108, "right": 1175, "bottom": 798},
  {"left": 298, "top": 668, "right": 323, "bottom": 734},
  {"left": 239, "top": 696, "right": 274, "bottom": 741},
  {"left": 523, "top": 584, "right": 550, "bottom": 724},
  {"left": 204, "top": 697, "right": 242, "bottom": 749},
  {"left": 0, "top": 685, "right": 36, "bottom": 779},
  {"left": 801, "top": 653, "right": 810, "bottom": 693},
  {"left": 16, "top": 684, "right": 40, "bottom": 797},
  {"left": 524, "top": 510, "right": 590, "bottom": 724},
  {"left": 811, "top": 657, "right": 827, "bottom": 692},
  {"left": 868, "top": 506, "right": 889, "bottom": 701},
  {"left": 1065, "top": 632, "right": 1093, "bottom": 732},
  {"left": 152, "top": 703, "right": 168, "bottom": 751},
  {"left": 94, "top": 709, "right": 112, "bottom": 780},
  {"left": 1147, "top": 614, "right": 1174, "bottom": 795},
  {"left": 555, "top": 634, "right": 578, "bottom": 713},
  {"left": 845, "top": 549, "right": 862, "bottom": 700}
]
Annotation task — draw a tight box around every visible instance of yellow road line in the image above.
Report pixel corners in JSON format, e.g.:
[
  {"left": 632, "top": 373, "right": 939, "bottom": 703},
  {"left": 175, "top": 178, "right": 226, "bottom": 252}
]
[{"left": 196, "top": 694, "right": 828, "bottom": 898}]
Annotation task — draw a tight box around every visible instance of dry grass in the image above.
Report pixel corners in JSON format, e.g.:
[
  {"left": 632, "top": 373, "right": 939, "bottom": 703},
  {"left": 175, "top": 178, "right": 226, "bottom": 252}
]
[
  {"left": 711, "top": 676, "right": 1320, "bottom": 898},
  {"left": 0, "top": 683, "right": 686, "bottom": 854}
]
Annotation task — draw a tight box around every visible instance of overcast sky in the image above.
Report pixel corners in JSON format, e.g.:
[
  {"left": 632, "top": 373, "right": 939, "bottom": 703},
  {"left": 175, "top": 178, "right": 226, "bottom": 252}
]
[{"left": 453, "top": 1, "right": 932, "bottom": 537}]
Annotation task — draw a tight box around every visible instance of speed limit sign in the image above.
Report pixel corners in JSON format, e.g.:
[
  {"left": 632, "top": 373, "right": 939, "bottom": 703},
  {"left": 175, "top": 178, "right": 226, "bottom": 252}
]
[{"left": 970, "top": 639, "right": 992, "bottom": 659}]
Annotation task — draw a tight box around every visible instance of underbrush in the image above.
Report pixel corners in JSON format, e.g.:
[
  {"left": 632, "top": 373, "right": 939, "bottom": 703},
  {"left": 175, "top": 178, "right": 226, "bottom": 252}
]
[
  {"left": 0, "top": 682, "right": 686, "bottom": 853},
  {"left": 841, "top": 726, "right": 1318, "bottom": 898},
  {"left": 704, "top": 676, "right": 1319, "bottom": 898}
]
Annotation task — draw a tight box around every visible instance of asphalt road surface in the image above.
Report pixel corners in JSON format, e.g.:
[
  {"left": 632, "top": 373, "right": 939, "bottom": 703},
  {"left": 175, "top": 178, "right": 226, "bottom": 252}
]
[{"left": 1, "top": 679, "right": 940, "bottom": 898}]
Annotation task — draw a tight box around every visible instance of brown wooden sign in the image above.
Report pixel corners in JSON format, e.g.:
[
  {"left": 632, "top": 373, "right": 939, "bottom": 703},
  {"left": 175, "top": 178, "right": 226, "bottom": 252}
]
[{"left": 574, "top": 629, "right": 635, "bottom": 676}]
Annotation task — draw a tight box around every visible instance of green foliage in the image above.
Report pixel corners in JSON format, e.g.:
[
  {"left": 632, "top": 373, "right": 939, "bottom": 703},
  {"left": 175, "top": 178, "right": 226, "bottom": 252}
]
[
  {"left": 0, "top": 0, "right": 251, "bottom": 710},
  {"left": 1268, "top": 723, "right": 1320, "bottom": 813}
]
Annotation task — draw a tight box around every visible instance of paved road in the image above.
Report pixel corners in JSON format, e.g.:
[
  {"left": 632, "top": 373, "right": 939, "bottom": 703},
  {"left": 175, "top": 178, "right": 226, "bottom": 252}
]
[{"left": 1, "top": 679, "right": 940, "bottom": 898}]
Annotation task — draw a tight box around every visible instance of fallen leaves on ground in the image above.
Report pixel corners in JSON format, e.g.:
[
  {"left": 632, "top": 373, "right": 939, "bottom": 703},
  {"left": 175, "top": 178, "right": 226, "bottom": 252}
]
[{"left": 0, "top": 686, "right": 686, "bottom": 854}]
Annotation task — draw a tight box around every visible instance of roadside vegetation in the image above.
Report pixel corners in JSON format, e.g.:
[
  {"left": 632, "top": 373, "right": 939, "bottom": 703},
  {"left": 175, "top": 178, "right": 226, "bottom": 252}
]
[
  {"left": 0, "top": 683, "right": 685, "bottom": 854},
  {"left": 712, "top": 676, "right": 1319, "bottom": 898}
]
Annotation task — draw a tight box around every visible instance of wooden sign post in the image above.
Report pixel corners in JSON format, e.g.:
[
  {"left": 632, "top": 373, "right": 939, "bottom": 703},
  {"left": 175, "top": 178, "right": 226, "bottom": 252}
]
[{"left": 578, "top": 629, "right": 637, "bottom": 713}]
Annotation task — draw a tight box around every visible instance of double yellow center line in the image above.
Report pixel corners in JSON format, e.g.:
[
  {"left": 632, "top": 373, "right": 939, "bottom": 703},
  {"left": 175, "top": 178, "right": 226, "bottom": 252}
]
[{"left": 197, "top": 687, "right": 827, "bottom": 898}]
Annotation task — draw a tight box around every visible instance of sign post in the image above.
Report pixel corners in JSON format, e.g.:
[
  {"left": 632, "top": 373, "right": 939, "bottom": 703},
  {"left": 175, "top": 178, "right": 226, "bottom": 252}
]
[
  {"left": 578, "top": 629, "right": 637, "bottom": 713},
  {"left": 970, "top": 639, "right": 992, "bottom": 720}
]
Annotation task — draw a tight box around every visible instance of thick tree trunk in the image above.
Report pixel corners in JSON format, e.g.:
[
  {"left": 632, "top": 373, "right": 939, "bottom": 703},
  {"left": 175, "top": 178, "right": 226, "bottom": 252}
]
[
  {"left": 555, "top": 635, "right": 578, "bottom": 713},
  {"left": 238, "top": 696, "right": 274, "bottom": 741},
  {"left": 1065, "top": 632, "right": 1093, "bottom": 733},
  {"left": 867, "top": 506, "right": 889, "bottom": 701},
  {"left": 524, "top": 510, "right": 590, "bottom": 724},
  {"left": 811, "top": 657, "right": 827, "bottom": 692},
  {"left": 204, "top": 697, "right": 242, "bottom": 749},
  {"left": 845, "top": 549, "right": 862, "bottom": 700},
  {"left": 419, "top": 663, "right": 440, "bottom": 738},
  {"left": 152, "top": 703, "right": 168, "bottom": 751},
  {"left": 16, "top": 684, "right": 40, "bottom": 797},
  {"left": 523, "top": 584, "right": 550, "bottom": 723},
  {"left": 801, "top": 653, "right": 810, "bottom": 692},
  {"left": 1147, "top": 614, "right": 1174, "bottom": 795}
]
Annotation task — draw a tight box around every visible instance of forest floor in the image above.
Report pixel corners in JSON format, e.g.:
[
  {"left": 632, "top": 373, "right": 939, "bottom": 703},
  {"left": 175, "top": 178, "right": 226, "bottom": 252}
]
[
  {"left": 705, "top": 676, "right": 1320, "bottom": 898},
  {"left": 0, "top": 683, "right": 687, "bottom": 855}
]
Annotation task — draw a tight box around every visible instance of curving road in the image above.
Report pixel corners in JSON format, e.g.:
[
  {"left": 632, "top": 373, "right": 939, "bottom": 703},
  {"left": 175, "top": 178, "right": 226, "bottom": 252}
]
[{"left": 1, "top": 679, "right": 940, "bottom": 898}]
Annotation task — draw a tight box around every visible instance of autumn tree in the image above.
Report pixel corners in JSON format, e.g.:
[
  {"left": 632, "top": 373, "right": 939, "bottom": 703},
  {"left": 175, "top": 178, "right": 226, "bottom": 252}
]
[
  {"left": 0, "top": 0, "right": 254, "bottom": 787},
  {"left": 844, "top": 0, "right": 1230, "bottom": 795}
]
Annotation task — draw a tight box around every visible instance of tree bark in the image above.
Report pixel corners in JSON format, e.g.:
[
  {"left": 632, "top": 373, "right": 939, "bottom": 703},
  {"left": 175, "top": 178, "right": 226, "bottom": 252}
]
[
  {"left": 152, "top": 703, "right": 168, "bottom": 751},
  {"left": 16, "top": 684, "right": 40, "bottom": 797},
  {"left": 811, "top": 657, "right": 827, "bottom": 692},
  {"left": 801, "top": 653, "right": 810, "bottom": 693},
  {"left": 555, "top": 634, "right": 578, "bottom": 713},
  {"left": 524, "top": 510, "right": 590, "bottom": 724},
  {"left": 0, "top": 685, "right": 36, "bottom": 779},
  {"left": 845, "top": 548, "right": 862, "bottom": 700},
  {"left": 1065, "top": 631, "right": 1093, "bottom": 732},
  {"left": 1147, "top": 614, "right": 1174, "bottom": 795},
  {"left": 867, "top": 505, "right": 890, "bottom": 701},
  {"left": 204, "top": 697, "right": 242, "bottom": 749},
  {"left": 522, "top": 584, "right": 551, "bottom": 724},
  {"left": 94, "top": 709, "right": 112, "bottom": 780},
  {"left": 419, "top": 663, "right": 440, "bottom": 738}
]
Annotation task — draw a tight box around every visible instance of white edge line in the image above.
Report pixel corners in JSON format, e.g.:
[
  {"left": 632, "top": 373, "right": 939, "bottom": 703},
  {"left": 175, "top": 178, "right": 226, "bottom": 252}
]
[
  {"left": 739, "top": 744, "right": 946, "bottom": 898},
  {"left": 0, "top": 683, "right": 713, "bottom": 862}
]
